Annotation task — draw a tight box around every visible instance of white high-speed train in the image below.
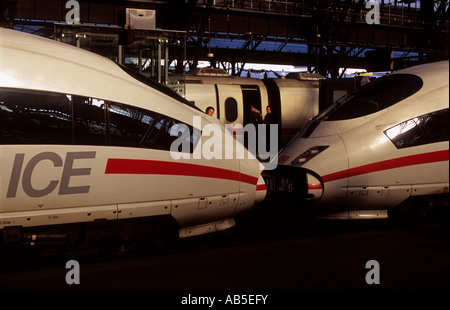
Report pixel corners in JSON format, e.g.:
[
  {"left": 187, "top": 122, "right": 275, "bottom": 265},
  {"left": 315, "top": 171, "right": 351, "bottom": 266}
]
[
  {"left": 168, "top": 68, "right": 325, "bottom": 147},
  {"left": 0, "top": 28, "right": 266, "bottom": 249},
  {"left": 264, "top": 61, "right": 449, "bottom": 219}
]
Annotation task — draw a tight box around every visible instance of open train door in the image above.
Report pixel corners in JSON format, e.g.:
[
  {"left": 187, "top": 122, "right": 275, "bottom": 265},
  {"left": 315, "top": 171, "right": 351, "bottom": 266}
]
[{"left": 241, "top": 85, "right": 262, "bottom": 126}]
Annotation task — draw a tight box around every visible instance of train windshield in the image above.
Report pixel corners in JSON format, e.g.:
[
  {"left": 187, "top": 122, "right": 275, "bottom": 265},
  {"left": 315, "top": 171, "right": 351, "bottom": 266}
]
[
  {"left": 295, "top": 73, "right": 424, "bottom": 139},
  {"left": 323, "top": 73, "right": 423, "bottom": 121}
]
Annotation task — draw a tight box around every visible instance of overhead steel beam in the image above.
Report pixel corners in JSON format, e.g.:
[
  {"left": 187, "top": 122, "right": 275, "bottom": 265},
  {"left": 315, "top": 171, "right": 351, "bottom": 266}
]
[{"left": 4, "top": 0, "right": 448, "bottom": 75}]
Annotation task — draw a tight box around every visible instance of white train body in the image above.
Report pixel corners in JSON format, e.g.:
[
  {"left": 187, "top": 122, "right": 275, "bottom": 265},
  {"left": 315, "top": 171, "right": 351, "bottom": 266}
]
[
  {"left": 169, "top": 69, "right": 324, "bottom": 147},
  {"left": 265, "top": 61, "right": 449, "bottom": 218},
  {"left": 0, "top": 28, "right": 266, "bottom": 244}
]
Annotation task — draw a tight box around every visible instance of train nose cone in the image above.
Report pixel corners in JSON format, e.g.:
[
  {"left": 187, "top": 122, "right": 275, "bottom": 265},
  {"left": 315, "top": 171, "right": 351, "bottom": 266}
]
[
  {"left": 268, "top": 134, "right": 348, "bottom": 205},
  {"left": 306, "top": 172, "right": 323, "bottom": 200}
]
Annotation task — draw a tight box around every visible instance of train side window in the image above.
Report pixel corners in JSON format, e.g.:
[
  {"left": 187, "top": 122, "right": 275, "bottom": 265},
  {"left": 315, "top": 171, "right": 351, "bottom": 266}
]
[
  {"left": 107, "top": 102, "right": 157, "bottom": 147},
  {"left": 225, "top": 97, "right": 238, "bottom": 122},
  {"left": 144, "top": 115, "right": 200, "bottom": 153},
  {"left": 422, "top": 109, "right": 449, "bottom": 144},
  {"left": 73, "top": 96, "right": 107, "bottom": 145},
  {"left": 0, "top": 88, "right": 202, "bottom": 152},
  {"left": 384, "top": 109, "right": 449, "bottom": 149},
  {"left": 326, "top": 74, "right": 424, "bottom": 121},
  {"left": 0, "top": 88, "right": 72, "bottom": 144},
  {"left": 150, "top": 117, "right": 178, "bottom": 151}
]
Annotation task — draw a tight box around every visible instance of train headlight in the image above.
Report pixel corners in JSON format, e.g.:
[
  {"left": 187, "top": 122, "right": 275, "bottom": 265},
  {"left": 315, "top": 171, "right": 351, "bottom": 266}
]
[{"left": 291, "top": 146, "right": 328, "bottom": 167}]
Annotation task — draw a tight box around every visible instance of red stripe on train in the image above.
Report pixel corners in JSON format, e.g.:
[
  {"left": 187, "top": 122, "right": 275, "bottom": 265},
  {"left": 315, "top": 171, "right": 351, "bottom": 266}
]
[
  {"left": 105, "top": 158, "right": 259, "bottom": 186},
  {"left": 322, "top": 150, "right": 449, "bottom": 183},
  {"left": 256, "top": 184, "right": 267, "bottom": 191},
  {"left": 308, "top": 183, "right": 323, "bottom": 190}
]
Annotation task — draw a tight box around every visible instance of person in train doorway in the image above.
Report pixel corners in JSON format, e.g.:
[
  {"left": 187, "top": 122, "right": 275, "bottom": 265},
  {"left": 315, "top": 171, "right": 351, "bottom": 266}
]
[
  {"left": 250, "top": 105, "right": 263, "bottom": 125},
  {"left": 249, "top": 105, "right": 263, "bottom": 158},
  {"left": 263, "top": 105, "right": 275, "bottom": 125},
  {"left": 263, "top": 105, "right": 276, "bottom": 156},
  {"left": 205, "top": 106, "right": 215, "bottom": 117}
]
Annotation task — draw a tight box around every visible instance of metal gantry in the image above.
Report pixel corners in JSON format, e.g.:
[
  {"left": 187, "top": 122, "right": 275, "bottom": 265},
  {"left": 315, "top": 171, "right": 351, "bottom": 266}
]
[{"left": 1, "top": 0, "right": 448, "bottom": 77}]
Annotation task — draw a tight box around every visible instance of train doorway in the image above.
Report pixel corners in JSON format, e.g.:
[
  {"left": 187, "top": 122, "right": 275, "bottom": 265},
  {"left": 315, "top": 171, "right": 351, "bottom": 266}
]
[{"left": 241, "top": 85, "right": 262, "bottom": 126}]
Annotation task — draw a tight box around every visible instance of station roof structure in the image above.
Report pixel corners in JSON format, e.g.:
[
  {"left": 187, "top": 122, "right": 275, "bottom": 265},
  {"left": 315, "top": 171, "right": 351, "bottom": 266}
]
[{"left": 1, "top": 0, "right": 448, "bottom": 77}]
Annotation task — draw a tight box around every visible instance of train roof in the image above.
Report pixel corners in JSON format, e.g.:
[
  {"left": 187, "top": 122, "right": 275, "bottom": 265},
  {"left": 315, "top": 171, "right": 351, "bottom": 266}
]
[
  {"left": 392, "top": 60, "right": 449, "bottom": 88},
  {"left": 0, "top": 28, "right": 201, "bottom": 117}
]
